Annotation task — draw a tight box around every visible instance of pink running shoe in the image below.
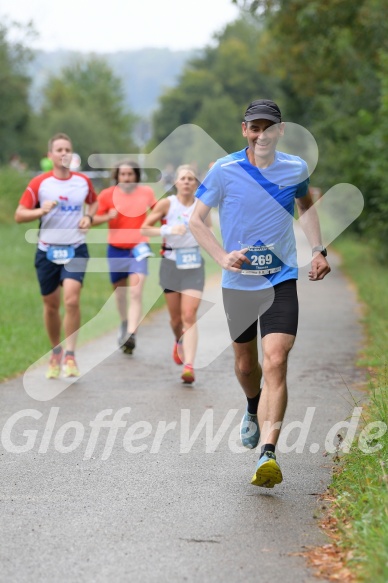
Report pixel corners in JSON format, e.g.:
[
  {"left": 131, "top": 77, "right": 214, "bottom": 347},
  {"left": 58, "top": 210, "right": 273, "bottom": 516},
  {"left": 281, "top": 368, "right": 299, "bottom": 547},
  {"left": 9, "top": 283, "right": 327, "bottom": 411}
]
[{"left": 173, "top": 339, "right": 184, "bottom": 365}]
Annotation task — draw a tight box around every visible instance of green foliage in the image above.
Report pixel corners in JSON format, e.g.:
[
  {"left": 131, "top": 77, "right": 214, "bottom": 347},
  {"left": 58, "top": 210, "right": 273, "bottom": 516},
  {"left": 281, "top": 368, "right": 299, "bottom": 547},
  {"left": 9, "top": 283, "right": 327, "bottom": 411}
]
[
  {"left": 229, "top": 1, "right": 388, "bottom": 262},
  {"left": 329, "top": 235, "right": 388, "bottom": 581},
  {"left": 0, "top": 21, "right": 141, "bottom": 170},
  {"left": 248, "top": 0, "right": 388, "bottom": 259},
  {"left": 0, "top": 21, "right": 35, "bottom": 165},
  {"left": 42, "top": 57, "right": 128, "bottom": 125},
  {"left": 232, "top": 0, "right": 268, "bottom": 14},
  {"left": 355, "top": 49, "right": 388, "bottom": 257},
  {"left": 29, "top": 48, "right": 195, "bottom": 117},
  {"left": 0, "top": 167, "right": 29, "bottom": 223},
  {"left": 331, "top": 428, "right": 388, "bottom": 583},
  {"left": 34, "top": 56, "right": 137, "bottom": 166},
  {"left": 334, "top": 235, "right": 388, "bottom": 368},
  {"left": 150, "top": 18, "right": 282, "bottom": 154},
  {"left": 194, "top": 95, "right": 243, "bottom": 153}
]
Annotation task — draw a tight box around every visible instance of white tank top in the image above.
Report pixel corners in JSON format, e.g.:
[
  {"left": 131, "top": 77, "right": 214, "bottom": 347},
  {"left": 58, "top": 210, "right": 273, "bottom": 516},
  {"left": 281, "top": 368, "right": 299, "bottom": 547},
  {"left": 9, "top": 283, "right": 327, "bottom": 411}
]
[{"left": 163, "top": 195, "right": 199, "bottom": 261}]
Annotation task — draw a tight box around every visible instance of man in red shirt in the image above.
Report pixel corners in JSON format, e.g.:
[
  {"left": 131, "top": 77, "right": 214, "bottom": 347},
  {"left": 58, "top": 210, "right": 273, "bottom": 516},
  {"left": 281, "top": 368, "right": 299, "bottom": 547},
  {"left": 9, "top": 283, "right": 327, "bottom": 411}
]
[
  {"left": 15, "top": 133, "right": 98, "bottom": 379},
  {"left": 94, "top": 161, "right": 157, "bottom": 354}
]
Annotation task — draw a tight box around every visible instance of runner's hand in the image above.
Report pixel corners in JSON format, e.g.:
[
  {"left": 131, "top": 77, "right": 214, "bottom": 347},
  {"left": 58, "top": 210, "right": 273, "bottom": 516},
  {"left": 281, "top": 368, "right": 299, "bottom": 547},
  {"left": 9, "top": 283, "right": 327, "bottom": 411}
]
[
  {"left": 222, "top": 248, "right": 251, "bottom": 272},
  {"left": 171, "top": 224, "right": 187, "bottom": 235},
  {"left": 78, "top": 215, "right": 93, "bottom": 230},
  {"left": 107, "top": 208, "right": 118, "bottom": 220},
  {"left": 309, "top": 253, "right": 331, "bottom": 280},
  {"left": 41, "top": 200, "right": 58, "bottom": 215}
]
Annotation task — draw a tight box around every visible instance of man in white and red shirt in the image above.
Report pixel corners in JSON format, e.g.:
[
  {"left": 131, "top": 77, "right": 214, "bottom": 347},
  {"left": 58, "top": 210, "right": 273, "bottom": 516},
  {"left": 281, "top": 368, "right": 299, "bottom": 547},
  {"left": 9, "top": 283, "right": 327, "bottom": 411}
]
[{"left": 15, "top": 132, "right": 98, "bottom": 379}]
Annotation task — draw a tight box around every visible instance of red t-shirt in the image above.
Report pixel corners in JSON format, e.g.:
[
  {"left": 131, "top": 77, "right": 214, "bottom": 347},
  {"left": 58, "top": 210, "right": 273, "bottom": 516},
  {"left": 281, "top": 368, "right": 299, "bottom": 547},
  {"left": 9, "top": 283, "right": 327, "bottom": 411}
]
[{"left": 96, "top": 184, "right": 157, "bottom": 249}]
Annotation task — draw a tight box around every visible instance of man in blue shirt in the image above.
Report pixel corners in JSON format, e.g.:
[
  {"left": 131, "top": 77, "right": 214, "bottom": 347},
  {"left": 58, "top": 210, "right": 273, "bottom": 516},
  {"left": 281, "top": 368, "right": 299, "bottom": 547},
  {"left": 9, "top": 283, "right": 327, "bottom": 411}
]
[{"left": 190, "top": 99, "right": 330, "bottom": 488}]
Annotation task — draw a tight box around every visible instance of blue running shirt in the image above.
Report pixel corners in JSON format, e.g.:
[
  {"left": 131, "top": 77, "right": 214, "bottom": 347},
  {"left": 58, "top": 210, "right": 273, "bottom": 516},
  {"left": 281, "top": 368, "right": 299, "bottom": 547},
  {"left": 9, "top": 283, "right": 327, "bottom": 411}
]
[{"left": 196, "top": 147, "right": 309, "bottom": 290}]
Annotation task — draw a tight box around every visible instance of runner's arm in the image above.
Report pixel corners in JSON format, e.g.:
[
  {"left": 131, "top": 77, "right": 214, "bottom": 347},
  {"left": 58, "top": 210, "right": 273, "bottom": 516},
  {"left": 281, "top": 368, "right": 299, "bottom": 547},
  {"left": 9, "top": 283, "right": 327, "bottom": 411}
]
[
  {"left": 190, "top": 199, "right": 249, "bottom": 271},
  {"left": 204, "top": 209, "right": 213, "bottom": 229},
  {"left": 91, "top": 211, "right": 114, "bottom": 226},
  {"left": 295, "top": 192, "right": 323, "bottom": 250},
  {"left": 140, "top": 198, "right": 185, "bottom": 237},
  {"left": 295, "top": 193, "right": 331, "bottom": 280},
  {"left": 79, "top": 201, "right": 99, "bottom": 229},
  {"left": 93, "top": 193, "right": 118, "bottom": 226},
  {"left": 14, "top": 202, "right": 57, "bottom": 223}
]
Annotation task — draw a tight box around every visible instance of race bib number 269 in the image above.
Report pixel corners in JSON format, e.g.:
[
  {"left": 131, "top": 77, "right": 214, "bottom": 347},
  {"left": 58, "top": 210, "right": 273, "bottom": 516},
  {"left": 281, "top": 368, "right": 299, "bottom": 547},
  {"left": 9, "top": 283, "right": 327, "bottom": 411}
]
[{"left": 241, "top": 244, "right": 282, "bottom": 276}]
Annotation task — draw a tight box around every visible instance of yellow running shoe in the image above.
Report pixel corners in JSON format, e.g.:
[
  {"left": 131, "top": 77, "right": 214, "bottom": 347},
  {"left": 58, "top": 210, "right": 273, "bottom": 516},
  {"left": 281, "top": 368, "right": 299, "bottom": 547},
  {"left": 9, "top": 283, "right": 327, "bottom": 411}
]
[
  {"left": 63, "top": 355, "right": 80, "bottom": 378},
  {"left": 46, "top": 348, "right": 63, "bottom": 379},
  {"left": 251, "top": 451, "right": 283, "bottom": 488},
  {"left": 181, "top": 364, "right": 195, "bottom": 384}
]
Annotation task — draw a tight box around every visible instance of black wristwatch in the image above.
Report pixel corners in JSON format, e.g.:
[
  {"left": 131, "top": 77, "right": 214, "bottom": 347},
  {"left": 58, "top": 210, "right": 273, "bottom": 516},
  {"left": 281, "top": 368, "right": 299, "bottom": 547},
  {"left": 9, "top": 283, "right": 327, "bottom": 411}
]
[{"left": 312, "top": 245, "right": 327, "bottom": 257}]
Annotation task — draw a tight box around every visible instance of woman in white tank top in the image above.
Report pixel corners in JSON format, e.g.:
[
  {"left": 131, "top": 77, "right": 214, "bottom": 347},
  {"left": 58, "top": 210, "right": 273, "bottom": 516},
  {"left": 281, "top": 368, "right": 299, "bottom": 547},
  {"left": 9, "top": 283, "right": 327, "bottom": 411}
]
[{"left": 141, "top": 164, "right": 212, "bottom": 385}]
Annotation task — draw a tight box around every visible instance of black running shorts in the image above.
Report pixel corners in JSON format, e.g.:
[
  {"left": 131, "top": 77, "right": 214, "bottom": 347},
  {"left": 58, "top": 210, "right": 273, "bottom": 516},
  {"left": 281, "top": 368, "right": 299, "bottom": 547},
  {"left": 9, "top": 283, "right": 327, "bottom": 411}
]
[
  {"left": 222, "top": 279, "right": 299, "bottom": 343},
  {"left": 159, "top": 257, "right": 205, "bottom": 293}
]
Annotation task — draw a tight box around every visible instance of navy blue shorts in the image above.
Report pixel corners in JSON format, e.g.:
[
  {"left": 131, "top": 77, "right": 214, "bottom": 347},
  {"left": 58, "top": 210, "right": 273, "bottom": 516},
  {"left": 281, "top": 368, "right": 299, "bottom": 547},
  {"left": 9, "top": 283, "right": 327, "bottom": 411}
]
[
  {"left": 35, "top": 243, "right": 89, "bottom": 296},
  {"left": 222, "top": 279, "right": 299, "bottom": 343},
  {"left": 107, "top": 244, "right": 148, "bottom": 285}
]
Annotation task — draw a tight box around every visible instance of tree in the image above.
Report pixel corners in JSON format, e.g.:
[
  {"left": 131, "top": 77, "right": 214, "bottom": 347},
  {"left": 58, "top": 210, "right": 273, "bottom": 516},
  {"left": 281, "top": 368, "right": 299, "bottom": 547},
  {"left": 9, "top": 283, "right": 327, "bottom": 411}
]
[
  {"left": 150, "top": 17, "right": 282, "bottom": 154},
  {"left": 232, "top": 0, "right": 388, "bottom": 256},
  {"left": 37, "top": 56, "right": 137, "bottom": 167},
  {"left": 0, "top": 20, "right": 35, "bottom": 165}
]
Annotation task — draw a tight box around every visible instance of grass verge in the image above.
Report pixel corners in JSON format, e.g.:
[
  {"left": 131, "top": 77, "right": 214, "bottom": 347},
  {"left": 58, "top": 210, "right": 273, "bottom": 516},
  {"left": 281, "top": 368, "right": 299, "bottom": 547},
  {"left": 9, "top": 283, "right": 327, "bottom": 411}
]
[{"left": 307, "top": 234, "right": 388, "bottom": 582}]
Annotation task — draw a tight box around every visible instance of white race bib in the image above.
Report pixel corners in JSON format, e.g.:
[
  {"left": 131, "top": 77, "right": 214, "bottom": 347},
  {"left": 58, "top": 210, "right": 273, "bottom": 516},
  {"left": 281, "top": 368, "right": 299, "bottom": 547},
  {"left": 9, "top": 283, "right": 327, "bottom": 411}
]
[
  {"left": 241, "top": 244, "right": 282, "bottom": 276},
  {"left": 175, "top": 247, "right": 201, "bottom": 270},
  {"left": 46, "top": 245, "right": 75, "bottom": 265}
]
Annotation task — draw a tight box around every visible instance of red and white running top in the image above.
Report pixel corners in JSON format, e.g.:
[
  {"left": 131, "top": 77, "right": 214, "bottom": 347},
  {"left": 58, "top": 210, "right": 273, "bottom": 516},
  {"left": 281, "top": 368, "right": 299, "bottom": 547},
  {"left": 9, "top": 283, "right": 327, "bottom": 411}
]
[{"left": 19, "top": 171, "right": 97, "bottom": 251}]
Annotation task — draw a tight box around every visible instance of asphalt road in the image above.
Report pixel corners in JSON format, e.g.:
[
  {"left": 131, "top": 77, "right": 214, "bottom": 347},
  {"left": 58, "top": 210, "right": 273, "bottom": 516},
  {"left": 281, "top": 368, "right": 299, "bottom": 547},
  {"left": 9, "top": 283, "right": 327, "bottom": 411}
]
[{"left": 0, "top": 246, "right": 365, "bottom": 583}]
